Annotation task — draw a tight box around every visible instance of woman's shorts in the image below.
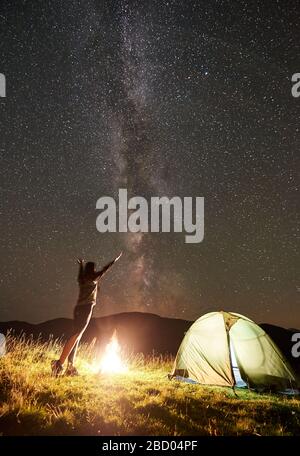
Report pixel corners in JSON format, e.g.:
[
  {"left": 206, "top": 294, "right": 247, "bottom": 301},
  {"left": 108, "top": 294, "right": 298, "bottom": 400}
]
[{"left": 73, "top": 304, "right": 93, "bottom": 334}]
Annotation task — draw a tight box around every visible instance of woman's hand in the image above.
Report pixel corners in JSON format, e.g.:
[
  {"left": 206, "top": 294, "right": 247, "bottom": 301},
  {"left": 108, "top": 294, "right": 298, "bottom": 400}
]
[
  {"left": 94, "top": 252, "right": 123, "bottom": 280},
  {"left": 113, "top": 252, "right": 123, "bottom": 263}
]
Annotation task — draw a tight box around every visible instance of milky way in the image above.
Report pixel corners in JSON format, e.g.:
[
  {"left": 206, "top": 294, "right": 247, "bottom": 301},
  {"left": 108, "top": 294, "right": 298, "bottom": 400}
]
[{"left": 0, "top": 1, "right": 299, "bottom": 327}]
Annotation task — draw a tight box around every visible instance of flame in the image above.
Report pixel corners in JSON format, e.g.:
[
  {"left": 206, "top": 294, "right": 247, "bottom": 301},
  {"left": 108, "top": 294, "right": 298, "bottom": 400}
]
[{"left": 99, "top": 331, "right": 127, "bottom": 374}]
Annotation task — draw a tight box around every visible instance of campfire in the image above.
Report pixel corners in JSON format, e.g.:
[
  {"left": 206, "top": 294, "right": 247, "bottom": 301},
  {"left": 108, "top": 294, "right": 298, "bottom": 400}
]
[{"left": 99, "top": 330, "right": 127, "bottom": 374}]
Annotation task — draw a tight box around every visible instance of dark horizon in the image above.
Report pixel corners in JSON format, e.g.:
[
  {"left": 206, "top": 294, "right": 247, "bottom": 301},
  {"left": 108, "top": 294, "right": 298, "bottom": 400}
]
[
  {"left": 0, "top": 309, "right": 299, "bottom": 332},
  {"left": 0, "top": 1, "right": 299, "bottom": 328}
]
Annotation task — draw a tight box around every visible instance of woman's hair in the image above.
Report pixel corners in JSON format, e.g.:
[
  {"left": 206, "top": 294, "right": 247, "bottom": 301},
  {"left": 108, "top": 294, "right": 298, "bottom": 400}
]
[{"left": 84, "top": 262, "right": 95, "bottom": 276}]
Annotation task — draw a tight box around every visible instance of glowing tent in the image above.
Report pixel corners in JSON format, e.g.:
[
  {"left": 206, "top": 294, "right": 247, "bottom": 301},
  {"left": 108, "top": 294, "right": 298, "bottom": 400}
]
[
  {"left": 170, "top": 311, "right": 298, "bottom": 390},
  {"left": 0, "top": 333, "right": 6, "bottom": 357}
]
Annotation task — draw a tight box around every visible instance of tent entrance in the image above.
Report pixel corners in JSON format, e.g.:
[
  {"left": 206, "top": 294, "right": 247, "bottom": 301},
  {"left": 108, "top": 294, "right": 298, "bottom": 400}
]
[{"left": 229, "top": 339, "right": 247, "bottom": 388}]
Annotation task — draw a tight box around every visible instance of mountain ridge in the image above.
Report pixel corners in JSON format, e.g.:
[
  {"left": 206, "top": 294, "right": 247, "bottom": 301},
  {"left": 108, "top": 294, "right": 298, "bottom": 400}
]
[{"left": 0, "top": 312, "right": 299, "bottom": 373}]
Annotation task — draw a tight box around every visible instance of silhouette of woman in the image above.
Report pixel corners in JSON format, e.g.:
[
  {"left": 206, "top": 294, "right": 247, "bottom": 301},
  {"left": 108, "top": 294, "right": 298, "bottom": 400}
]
[{"left": 51, "top": 252, "right": 122, "bottom": 376}]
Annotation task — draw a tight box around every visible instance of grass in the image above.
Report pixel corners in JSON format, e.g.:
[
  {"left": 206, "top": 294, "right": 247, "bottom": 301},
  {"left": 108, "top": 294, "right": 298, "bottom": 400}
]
[{"left": 0, "top": 334, "right": 299, "bottom": 436}]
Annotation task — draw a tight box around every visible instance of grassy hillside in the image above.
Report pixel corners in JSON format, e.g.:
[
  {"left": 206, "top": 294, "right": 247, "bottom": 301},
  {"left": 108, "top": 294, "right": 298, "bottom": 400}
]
[{"left": 0, "top": 335, "right": 299, "bottom": 436}]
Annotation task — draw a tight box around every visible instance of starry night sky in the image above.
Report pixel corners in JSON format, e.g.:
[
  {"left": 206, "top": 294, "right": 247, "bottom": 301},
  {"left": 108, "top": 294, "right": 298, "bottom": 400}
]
[{"left": 0, "top": 1, "right": 299, "bottom": 327}]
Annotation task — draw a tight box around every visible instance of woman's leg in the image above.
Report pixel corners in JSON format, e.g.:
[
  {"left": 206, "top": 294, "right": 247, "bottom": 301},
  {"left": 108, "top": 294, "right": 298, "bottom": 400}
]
[
  {"left": 59, "top": 333, "right": 80, "bottom": 366},
  {"left": 67, "top": 335, "right": 81, "bottom": 366},
  {"left": 58, "top": 304, "right": 84, "bottom": 366},
  {"left": 62, "top": 306, "right": 93, "bottom": 365},
  {"left": 52, "top": 305, "right": 93, "bottom": 375}
]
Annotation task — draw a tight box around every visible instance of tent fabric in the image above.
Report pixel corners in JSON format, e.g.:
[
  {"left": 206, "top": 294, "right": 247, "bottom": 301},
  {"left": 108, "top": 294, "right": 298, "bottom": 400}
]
[
  {"left": 171, "top": 311, "right": 298, "bottom": 390},
  {"left": 229, "top": 316, "right": 297, "bottom": 390},
  {"left": 173, "top": 312, "right": 234, "bottom": 386},
  {"left": 0, "top": 333, "right": 6, "bottom": 357}
]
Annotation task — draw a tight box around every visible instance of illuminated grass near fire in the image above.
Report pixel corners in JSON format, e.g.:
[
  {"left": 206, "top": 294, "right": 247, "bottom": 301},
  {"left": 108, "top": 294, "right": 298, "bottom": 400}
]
[{"left": 0, "top": 335, "right": 299, "bottom": 436}]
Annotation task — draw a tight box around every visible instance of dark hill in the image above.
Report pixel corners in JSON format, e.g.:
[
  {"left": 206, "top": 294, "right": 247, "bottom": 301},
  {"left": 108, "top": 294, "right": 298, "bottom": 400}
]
[
  {"left": 0, "top": 312, "right": 299, "bottom": 373},
  {"left": 0, "top": 312, "right": 192, "bottom": 355}
]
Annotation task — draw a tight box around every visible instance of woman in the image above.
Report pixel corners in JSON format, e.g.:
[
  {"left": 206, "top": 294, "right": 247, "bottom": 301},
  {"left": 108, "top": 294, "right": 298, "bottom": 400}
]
[{"left": 51, "top": 252, "right": 122, "bottom": 376}]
